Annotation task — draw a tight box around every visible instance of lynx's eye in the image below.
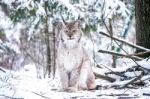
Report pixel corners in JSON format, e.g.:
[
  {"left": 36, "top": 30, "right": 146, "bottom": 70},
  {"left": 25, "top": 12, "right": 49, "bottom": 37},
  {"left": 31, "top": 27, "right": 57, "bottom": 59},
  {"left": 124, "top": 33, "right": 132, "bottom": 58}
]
[
  {"left": 65, "top": 30, "right": 69, "bottom": 33},
  {"left": 72, "top": 30, "right": 76, "bottom": 33}
]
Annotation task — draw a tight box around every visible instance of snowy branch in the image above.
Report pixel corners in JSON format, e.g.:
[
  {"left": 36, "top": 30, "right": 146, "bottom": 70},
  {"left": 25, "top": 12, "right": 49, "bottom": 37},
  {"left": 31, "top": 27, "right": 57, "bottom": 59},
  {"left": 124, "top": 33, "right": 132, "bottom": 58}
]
[
  {"left": 117, "top": 73, "right": 143, "bottom": 89},
  {"left": 94, "top": 72, "right": 116, "bottom": 82},
  {"left": 99, "top": 31, "right": 150, "bottom": 52},
  {"left": 98, "top": 49, "right": 143, "bottom": 60},
  {"left": 129, "top": 51, "right": 150, "bottom": 57},
  {"left": 0, "top": 67, "right": 6, "bottom": 73}
]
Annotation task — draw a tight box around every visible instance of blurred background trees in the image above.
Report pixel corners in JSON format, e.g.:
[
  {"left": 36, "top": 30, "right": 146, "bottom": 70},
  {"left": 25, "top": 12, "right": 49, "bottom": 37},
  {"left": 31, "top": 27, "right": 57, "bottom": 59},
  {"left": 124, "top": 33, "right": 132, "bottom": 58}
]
[{"left": 0, "top": 0, "right": 137, "bottom": 78}]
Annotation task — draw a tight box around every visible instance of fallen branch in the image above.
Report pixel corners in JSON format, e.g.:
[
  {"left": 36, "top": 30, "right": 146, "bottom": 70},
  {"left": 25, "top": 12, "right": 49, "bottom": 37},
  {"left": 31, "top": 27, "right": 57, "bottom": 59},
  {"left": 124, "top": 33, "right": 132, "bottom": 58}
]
[
  {"left": 97, "top": 64, "right": 131, "bottom": 78},
  {"left": 129, "top": 51, "right": 150, "bottom": 56},
  {"left": 98, "top": 49, "right": 143, "bottom": 60},
  {"left": 118, "top": 96, "right": 140, "bottom": 99},
  {"left": 97, "top": 93, "right": 129, "bottom": 96},
  {"left": 0, "top": 67, "right": 6, "bottom": 73},
  {"left": 117, "top": 73, "right": 143, "bottom": 89},
  {"left": 94, "top": 72, "right": 116, "bottom": 82},
  {"left": 143, "top": 93, "right": 150, "bottom": 96},
  {"left": 99, "top": 31, "right": 150, "bottom": 52},
  {"left": 32, "top": 91, "right": 51, "bottom": 99},
  {"left": 105, "top": 71, "right": 129, "bottom": 78},
  {"left": 97, "top": 92, "right": 140, "bottom": 98},
  {"left": 0, "top": 94, "right": 22, "bottom": 99}
]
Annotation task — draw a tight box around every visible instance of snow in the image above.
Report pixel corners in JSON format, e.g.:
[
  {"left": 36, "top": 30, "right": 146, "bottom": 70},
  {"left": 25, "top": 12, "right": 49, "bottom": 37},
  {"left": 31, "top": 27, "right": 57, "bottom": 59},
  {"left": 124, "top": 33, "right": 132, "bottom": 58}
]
[
  {"left": 0, "top": 0, "right": 150, "bottom": 99},
  {"left": 36, "top": 3, "right": 46, "bottom": 16},
  {"left": 0, "top": 61, "right": 150, "bottom": 99}
]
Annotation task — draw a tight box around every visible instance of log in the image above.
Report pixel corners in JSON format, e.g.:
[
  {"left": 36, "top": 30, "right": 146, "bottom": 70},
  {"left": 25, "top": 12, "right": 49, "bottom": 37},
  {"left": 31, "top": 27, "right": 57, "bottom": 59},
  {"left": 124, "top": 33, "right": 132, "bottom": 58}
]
[
  {"left": 98, "top": 49, "right": 143, "bottom": 60},
  {"left": 99, "top": 31, "right": 150, "bottom": 52},
  {"left": 94, "top": 72, "right": 116, "bottom": 82}
]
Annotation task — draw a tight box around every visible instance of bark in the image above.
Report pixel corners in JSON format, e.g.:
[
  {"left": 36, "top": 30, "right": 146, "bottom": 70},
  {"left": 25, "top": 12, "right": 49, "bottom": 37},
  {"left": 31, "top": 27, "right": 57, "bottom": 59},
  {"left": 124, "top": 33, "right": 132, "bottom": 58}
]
[
  {"left": 109, "top": 18, "right": 116, "bottom": 68},
  {"left": 44, "top": 6, "right": 51, "bottom": 77},
  {"left": 45, "top": 23, "right": 51, "bottom": 77},
  {"left": 136, "top": 0, "right": 150, "bottom": 58}
]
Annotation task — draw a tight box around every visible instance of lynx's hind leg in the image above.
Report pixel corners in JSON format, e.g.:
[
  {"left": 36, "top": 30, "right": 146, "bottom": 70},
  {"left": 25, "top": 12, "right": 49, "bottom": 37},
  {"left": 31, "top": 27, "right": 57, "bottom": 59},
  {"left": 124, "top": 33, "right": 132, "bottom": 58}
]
[
  {"left": 87, "top": 71, "right": 96, "bottom": 90},
  {"left": 79, "top": 60, "right": 96, "bottom": 90}
]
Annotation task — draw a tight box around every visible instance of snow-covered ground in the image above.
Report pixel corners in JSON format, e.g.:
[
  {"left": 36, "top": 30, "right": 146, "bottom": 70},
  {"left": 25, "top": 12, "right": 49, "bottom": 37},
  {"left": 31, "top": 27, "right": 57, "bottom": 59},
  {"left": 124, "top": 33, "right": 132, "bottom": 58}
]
[
  {"left": 0, "top": 0, "right": 149, "bottom": 98},
  {"left": 0, "top": 62, "right": 150, "bottom": 99}
]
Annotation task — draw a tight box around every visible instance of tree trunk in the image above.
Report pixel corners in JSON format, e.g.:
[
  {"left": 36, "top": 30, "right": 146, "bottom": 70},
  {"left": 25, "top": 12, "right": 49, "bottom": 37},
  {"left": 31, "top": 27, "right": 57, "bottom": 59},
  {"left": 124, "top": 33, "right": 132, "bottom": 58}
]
[
  {"left": 136, "top": 0, "right": 150, "bottom": 58},
  {"left": 44, "top": 5, "right": 51, "bottom": 78}
]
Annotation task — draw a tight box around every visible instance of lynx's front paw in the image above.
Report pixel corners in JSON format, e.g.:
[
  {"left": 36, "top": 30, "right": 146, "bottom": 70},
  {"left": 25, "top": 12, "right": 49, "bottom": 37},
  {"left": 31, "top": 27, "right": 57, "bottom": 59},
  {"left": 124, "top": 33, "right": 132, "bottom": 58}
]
[
  {"left": 78, "top": 84, "right": 87, "bottom": 90},
  {"left": 65, "top": 87, "right": 77, "bottom": 92},
  {"left": 78, "top": 81, "right": 88, "bottom": 90}
]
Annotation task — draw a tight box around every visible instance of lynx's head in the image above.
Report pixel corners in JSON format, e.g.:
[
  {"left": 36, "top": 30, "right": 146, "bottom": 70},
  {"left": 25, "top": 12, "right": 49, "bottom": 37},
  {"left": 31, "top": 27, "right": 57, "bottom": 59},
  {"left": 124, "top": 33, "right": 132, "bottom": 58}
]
[{"left": 60, "top": 20, "right": 83, "bottom": 49}]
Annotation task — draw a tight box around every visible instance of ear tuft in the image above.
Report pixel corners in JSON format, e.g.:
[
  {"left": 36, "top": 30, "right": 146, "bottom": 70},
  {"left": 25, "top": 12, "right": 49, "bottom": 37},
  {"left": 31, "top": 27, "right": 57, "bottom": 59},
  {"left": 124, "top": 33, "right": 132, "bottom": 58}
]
[{"left": 61, "top": 15, "right": 66, "bottom": 24}]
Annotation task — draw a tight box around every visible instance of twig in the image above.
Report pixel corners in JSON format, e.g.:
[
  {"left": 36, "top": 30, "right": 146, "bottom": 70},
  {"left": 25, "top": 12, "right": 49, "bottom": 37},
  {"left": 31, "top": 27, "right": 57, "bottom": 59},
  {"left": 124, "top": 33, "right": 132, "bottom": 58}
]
[
  {"left": 32, "top": 91, "right": 51, "bottom": 99},
  {"left": 96, "top": 64, "right": 129, "bottom": 78},
  {"left": 23, "top": 50, "right": 46, "bottom": 67},
  {"left": 117, "top": 73, "right": 143, "bottom": 89},
  {"left": 0, "top": 67, "right": 6, "bottom": 73},
  {"left": 94, "top": 72, "right": 116, "bottom": 82},
  {"left": 105, "top": 71, "right": 129, "bottom": 78},
  {"left": 143, "top": 93, "right": 150, "bottom": 96},
  {"left": 97, "top": 93, "right": 129, "bottom": 96},
  {"left": 101, "top": 19, "right": 146, "bottom": 72},
  {"left": 129, "top": 51, "right": 150, "bottom": 56},
  {"left": 99, "top": 31, "right": 150, "bottom": 52},
  {"left": 0, "top": 94, "right": 23, "bottom": 99},
  {"left": 98, "top": 49, "right": 143, "bottom": 60},
  {"left": 105, "top": 65, "right": 148, "bottom": 79},
  {"left": 117, "top": 96, "right": 140, "bottom": 99}
]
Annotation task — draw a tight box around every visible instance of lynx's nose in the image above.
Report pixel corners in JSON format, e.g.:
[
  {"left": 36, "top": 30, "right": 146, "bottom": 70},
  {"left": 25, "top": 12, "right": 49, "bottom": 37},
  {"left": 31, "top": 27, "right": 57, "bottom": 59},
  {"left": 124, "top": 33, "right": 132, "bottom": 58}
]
[
  {"left": 68, "top": 35, "right": 73, "bottom": 39},
  {"left": 69, "top": 35, "right": 72, "bottom": 38}
]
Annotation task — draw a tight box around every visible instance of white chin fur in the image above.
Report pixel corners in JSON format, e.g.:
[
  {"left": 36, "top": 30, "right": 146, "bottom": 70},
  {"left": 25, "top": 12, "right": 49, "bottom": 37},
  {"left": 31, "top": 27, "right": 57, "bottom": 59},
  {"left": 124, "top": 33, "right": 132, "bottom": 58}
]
[{"left": 64, "top": 40, "right": 78, "bottom": 49}]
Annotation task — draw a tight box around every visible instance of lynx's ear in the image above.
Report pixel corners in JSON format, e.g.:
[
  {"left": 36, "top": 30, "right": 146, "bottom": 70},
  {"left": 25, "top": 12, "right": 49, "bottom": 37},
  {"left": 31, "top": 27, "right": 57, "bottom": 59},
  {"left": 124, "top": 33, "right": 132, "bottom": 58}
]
[
  {"left": 74, "top": 20, "right": 83, "bottom": 35},
  {"left": 74, "top": 20, "right": 83, "bottom": 42}
]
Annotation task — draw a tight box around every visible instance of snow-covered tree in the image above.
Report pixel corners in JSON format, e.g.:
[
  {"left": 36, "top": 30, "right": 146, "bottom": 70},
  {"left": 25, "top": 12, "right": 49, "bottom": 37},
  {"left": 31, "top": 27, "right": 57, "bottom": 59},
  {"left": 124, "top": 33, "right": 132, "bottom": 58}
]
[{"left": 0, "top": 0, "right": 133, "bottom": 77}]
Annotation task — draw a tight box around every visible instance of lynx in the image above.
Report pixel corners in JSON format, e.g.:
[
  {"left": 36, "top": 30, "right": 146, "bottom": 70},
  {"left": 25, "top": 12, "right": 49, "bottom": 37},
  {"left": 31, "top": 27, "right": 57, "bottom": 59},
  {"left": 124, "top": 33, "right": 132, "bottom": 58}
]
[{"left": 57, "top": 20, "right": 96, "bottom": 92}]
